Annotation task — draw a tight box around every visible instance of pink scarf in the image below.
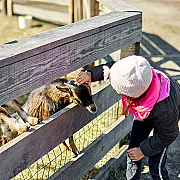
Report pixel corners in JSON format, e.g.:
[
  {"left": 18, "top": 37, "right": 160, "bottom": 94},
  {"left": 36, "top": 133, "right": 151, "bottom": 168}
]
[{"left": 122, "top": 68, "right": 170, "bottom": 120}]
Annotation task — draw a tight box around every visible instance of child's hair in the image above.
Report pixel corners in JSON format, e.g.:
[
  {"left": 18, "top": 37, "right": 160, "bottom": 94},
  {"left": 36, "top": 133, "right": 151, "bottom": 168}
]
[
  {"left": 123, "top": 97, "right": 134, "bottom": 117},
  {"left": 122, "top": 92, "right": 146, "bottom": 117}
]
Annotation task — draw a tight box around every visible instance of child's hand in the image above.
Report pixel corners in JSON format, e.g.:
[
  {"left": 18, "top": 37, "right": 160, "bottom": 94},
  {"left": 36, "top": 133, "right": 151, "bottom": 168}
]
[
  {"left": 75, "top": 71, "right": 91, "bottom": 86},
  {"left": 127, "top": 147, "right": 144, "bottom": 161},
  {"left": 103, "top": 66, "right": 110, "bottom": 81}
]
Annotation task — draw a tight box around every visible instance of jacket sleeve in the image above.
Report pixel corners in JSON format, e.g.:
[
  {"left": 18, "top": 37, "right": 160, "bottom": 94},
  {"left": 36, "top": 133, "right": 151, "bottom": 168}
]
[
  {"left": 140, "top": 108, "right": 179, "bottom": 157},
  {"left": 140, "top": 78, "right": 180, "bottom": 157},
  {"left": 86, "top": 61, "right": 115, "bottom": 82}
]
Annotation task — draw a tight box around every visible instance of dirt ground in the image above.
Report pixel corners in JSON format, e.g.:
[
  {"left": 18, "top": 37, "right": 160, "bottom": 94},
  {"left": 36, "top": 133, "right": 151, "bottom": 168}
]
[
  {"left": 125, "top": 0, "right": 180, "bottom": 51},
  {"left": 0, "top": 13, "right": 58, "bottom": 45}
]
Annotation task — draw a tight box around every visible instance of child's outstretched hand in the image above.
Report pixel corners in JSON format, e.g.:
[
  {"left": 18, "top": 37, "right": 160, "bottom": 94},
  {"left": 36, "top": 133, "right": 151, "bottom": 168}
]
[{"left": 75, "top": 71, "right": 91, "bottom": 86}]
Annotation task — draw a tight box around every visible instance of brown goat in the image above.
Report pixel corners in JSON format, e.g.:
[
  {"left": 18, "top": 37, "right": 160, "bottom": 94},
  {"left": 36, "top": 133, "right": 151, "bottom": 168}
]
[
  {"left": 0, "top": 100, "right": 39, "bottom": 146},
  {"left": 22, "top": 78, "right": 97, "bottom": 155},
  {"left": 0, "top": 78, "right": 96, "bottom": 155}
]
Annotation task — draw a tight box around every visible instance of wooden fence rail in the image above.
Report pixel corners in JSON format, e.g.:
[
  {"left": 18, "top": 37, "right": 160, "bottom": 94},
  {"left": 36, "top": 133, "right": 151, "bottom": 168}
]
[
  {"left": 0, "top": 1, "right": 142, "bottom": 179},
  {"left": 50, "top": 115, "right": 134, "bottom": 180},
  {"left": 0, "top": 84, "right": 120, "bottom": 179},
  {"left": 0, "top": 0, "right": 70, "bottom": 23},
  {"left": 0, "top": 11, "right": 141, "bottom": 105}
]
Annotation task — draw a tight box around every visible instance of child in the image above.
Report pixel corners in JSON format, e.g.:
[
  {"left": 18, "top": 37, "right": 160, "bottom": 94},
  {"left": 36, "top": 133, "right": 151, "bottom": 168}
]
[{"left": 75, "top": 55, "right": 180, "bottom": 180}]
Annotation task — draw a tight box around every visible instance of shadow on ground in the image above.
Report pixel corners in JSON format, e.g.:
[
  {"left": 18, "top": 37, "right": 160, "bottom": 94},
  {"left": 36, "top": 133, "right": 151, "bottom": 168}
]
[{"left": 141, "top": 32, "right": 180, "bottom": 82}]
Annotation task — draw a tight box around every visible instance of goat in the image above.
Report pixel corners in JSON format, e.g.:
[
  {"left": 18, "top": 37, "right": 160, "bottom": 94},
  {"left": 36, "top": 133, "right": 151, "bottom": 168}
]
[
  {"left": 0, "top": 100, "right": 39, "bottom": 146},
  {"left": 22, "top": 78, "right": 97, "bottom": 155},
  {"left": 0, "top": 78, "right": 96, "bottom": 155}
]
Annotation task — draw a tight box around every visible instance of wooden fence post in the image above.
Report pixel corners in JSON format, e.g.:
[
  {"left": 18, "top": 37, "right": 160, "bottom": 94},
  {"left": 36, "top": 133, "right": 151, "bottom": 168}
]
[
  {"left": 74, "top": 0, "right": 78, "bottom": 22},
  {"left": 91, "top": 0, "right": 99, "bottom": 17},
  {"left": 7, "top": 0, "right": 13, "bottom": 16},
  {"left": 83, "top": 0, "right": 99, "bottom": 19},
  {"left": 116, "top": 42, "right": 140, "bottom": 118},
  {"left": 2, "top": 0, "right": 7, "bottom": 14},
  {"left": 120, "top": 42, "right": 140, "bottom": 59},
  {"left": 71, "top": 0, "right": 83, "bottom": 22},
  {"left": 69, "top": 0, "right": 75, "bottom": 23},
  {"left": 78, "top": 0, "right": 83, "bottom": 20},
  {"left": 82, "top": 0, "right": 99, "bottom": 70}
]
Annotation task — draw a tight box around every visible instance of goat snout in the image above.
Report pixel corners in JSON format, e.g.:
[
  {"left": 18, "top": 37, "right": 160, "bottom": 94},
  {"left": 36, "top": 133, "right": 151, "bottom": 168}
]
[{"left": 86, "top": 103, "right": 97, "bottom": 113}]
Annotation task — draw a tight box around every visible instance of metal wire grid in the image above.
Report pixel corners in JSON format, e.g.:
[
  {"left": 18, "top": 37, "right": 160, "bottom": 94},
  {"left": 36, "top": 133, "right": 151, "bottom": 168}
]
[{"left": 12, "top": 100, "right": 123, "bottom": 180}]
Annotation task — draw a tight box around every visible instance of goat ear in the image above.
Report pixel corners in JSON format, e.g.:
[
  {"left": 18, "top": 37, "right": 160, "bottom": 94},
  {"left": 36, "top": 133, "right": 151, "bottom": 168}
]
[
  {"left": 54, "top": 79, "right": 76, "bottom": 94},
  {"left": 55, "top": 87, "right": 72, "bottom": 97},
  {"left": 64, "top": 82, "right": 76, "bottom": 89}
]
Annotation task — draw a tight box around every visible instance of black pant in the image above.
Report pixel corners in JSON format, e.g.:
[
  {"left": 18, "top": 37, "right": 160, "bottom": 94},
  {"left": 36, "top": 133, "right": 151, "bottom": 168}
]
[{"left": 126, "top": 120, "right": 170, "bottom": 180}]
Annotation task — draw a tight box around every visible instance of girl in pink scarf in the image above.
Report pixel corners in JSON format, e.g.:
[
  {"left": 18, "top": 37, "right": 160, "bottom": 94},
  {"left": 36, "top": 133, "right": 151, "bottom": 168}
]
[
  {"left": 122, "top": 68, "right": 170, "bottom": 120},
  {"left": 76, "top": 55, "right": 180, "bottom": 180}
]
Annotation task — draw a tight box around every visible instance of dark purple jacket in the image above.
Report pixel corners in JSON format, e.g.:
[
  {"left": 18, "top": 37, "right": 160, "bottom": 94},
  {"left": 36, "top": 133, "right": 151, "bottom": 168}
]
[{"left": 87, "top": 62, "right": 180, "bottom": 157}]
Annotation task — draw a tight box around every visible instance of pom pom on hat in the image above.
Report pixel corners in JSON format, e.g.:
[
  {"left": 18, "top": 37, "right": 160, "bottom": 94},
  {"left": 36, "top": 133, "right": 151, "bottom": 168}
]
[{"left": 110, "top": 55, "right": 152, "bottom": 98}]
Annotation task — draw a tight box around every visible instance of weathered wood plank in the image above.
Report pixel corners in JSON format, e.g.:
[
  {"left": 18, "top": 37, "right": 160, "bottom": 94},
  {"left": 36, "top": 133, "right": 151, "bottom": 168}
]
[
  {"left": 0, "top": 84, "right": 121, "bottom": 180},
  {"left": 0, "top": 12, "right": 142, "bottom": 105},
  {"left": 91, "top": 144, "right": 128, "bottom": 180},
  {"left": 14, "top": 0, "right": 68, "bottom": 11},
  {"left": 49, "top": 115, "right": 133, "bottom": 180},
  {"left": 13, "top": 3, "right": 69, "bottom": 25},
  {"left": 97, "top": 0, "right": 141, "bottom": 12},
  {"left": 27, "top": 0, "right": 70, "bottom": 6},
  {"left": 0, "top": 12, "right": 141, "bottom": 65}
]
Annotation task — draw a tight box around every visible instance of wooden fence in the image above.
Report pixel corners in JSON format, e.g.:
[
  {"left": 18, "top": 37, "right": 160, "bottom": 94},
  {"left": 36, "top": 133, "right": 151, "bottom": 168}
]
[
  {"left": 0, "top": 0, "right": 70, "bottom": 24},
  {"left": 0, "top": 0, "right": 140, "bottom": 24},
  {"left": 0, "top": 0, "right": 99, "bottom": 24},
  {"left": 0, "top": 0, "right": 142, "bottom": 179}
]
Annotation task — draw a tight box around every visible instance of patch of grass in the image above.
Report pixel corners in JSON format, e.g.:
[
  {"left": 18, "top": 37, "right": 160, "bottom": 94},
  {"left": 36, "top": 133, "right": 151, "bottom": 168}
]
[
  {"left": 161, "top": 23, "right": 180, "bottom": 35},
  {"left": 0, "top": 13, "right": 59, "bottom": 45}
]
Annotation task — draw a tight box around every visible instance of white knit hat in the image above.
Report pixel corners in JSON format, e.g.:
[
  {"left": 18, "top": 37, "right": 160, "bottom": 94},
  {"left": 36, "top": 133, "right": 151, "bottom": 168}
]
[{"left": 110, "top": 55, "right": 152, "bottom": 98}]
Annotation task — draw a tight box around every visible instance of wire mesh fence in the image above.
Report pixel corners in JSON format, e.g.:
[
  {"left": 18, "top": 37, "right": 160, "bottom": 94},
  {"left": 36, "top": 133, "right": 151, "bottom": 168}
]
[
  {"left": 10, "top": 60, "right": 125, "bottom": 180},
  {"left": 13, "top": 99, "right": 123, "bottom": 180}
]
